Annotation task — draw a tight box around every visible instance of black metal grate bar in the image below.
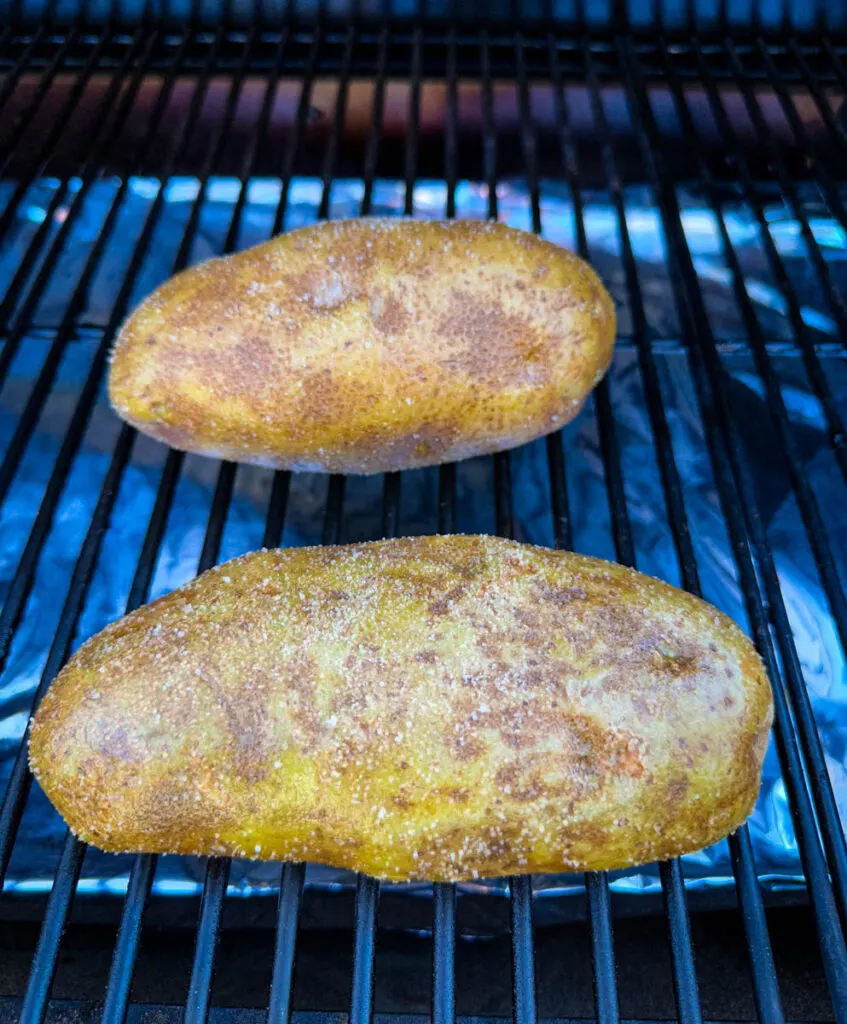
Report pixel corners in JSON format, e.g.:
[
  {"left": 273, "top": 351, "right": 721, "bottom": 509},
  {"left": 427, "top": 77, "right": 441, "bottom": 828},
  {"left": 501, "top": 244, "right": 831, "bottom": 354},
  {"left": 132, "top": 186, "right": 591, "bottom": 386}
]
[
  {"left": 404, "top": 27, "right": 423, "bottom": 216},
  {"left": 267, "top": 861, "right": 306, "bottom": 1024},
  {"left": 639, "top": 30, "right": 847, "bottom": 915},
  {"left": 659, "top": 860, "right": 703, "bottom": 1024},
  {"left": 271, "top": 30, "right": 322, "bottom": 239},
  {"left": 182, "top": 460, "right": 239, "bottom": 1024},
  {"left": 788, "top": 37, "right": 847, "bottom": 168},
  {"left": 18, "top": 830, "right": 86, "bottom": 1024},
  {"left": 617, "top": 35, "right": 782, "bottom": 1004},
  {"left": 579, "top": 41, "right": 706, "bottom": 1024},
  {"left": 185, "top": 858, "right": 233, "bottom": 1024},
  {"left": 614, "top": 34, "right": 847, "bottom": 1018},
  {"left": 360, "top": 26, "right": 389, "bottom": 219},
  {"left": 317, "top": 25, "right": 354, "bottom": 222},
  {"left": 479, "top": 32, "right": 538, "bottom": 1024},
  {"left": 100, "top": 852, "right": 156, "bottom": 1024},
  {"left": 660, "top": 39, "right": 847, "bottom": 656},
  {"left": 729, "top": 828, "right": 786, "bottom": 1024},
  {"left": 188, "top": 15, "right": 374, "bottom": 1017},
  {"left": 432, "top": 883, "right": 456, "bottom": 1024},
  {"left": 692, "top": 45, "right": 847, "bottom": 488},
  {"left": 443, "top": 28, "right": 458, "bottom": 222},
  {"left": 433, "top": 32, "right": 459, "bottom": 1024},
  {"left": 631, "top": 40, "right": 788, "bottom": 1021},
  {"left": 265, "top": 25, "right": 356, "bottom": 1024},
  {"left": 522, "top": 34, "right": 622, "bottom": 1024},
  {"left": 222, "top": 27, "right": 291, "bottom": 255},
  {"left": 349, "top": 875, "right": 380, "bottom": 1024},
  {"left": 510, "top": 877, "right": 538, "bottom": 1024},
  {"left": 97, "top": 446, "right": 186, "bottom": 1024},
  {"left": 585, "top": 874, "right": 620, "bottom": 1024}
]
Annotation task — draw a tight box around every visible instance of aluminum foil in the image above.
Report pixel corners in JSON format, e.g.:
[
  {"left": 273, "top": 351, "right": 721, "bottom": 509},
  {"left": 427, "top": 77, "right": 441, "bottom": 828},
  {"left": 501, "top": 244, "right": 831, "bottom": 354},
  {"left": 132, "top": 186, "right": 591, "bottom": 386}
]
[{"left": 1, "top": 175, "right": 846, "bottom": 918}]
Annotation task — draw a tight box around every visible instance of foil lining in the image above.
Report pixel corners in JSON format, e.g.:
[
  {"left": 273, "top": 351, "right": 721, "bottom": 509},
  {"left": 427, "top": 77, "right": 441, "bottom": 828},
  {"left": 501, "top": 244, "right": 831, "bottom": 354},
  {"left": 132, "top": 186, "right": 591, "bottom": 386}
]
[{"left": 1, "top": 175, "right": 846, "bottom": 919}]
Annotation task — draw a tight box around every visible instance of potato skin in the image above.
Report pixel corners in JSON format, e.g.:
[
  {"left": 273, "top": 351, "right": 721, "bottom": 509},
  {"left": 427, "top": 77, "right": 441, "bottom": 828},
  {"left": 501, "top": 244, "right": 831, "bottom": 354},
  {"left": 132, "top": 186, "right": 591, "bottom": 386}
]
[
  {"left": 108, "top": 219, "right": 615, "bottom": 474},
  {"left": 30, "top": 536, "right": 771, "bottom": 882}
]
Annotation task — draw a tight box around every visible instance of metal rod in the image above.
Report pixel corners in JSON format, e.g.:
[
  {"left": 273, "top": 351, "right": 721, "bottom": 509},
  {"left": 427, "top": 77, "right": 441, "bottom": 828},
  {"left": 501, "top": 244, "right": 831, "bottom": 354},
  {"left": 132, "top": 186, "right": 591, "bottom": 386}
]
[
  {"left": 659, "top": 860, "right": 704, "bottom": 1024},
  {"left": 729, "top": 829, "right": 786, "bottom": 1024},
  {"left": 586, "top": 873, "right": 620, "bottom": 1024},
  {"left": 350, "top": 875, "right": 381, "bottom": 1024},
  {"left": 480, "top": 34, "right": 537, "bottom": 1024},
  {"left": 404, "top": 27, "right": 423, "bottom": 215},
  {"left": 18, "top": 830, "right": 86, "bottom": 1024},
  {"left": 432, "top": 883, "right": 456, "bottom": 1024},
  {"left": 579, "top": 39, "right": 704, "bottom": 1024},
  {"left": 534, "top": 38, "right": 624, "bottom": 1023},
  {"left": 434, "top": 34, "right": 459, "bottom": 1024},
  {"left": 317, "top": 25, "right": 355, "bottom": 221},
  {"left": 271, "top": 30, "right": 322, "bottom": 237},
  {"left": 444, "top": 28, "right": 458, "bottom": 220},
  {"left": 267, "top": 862, "right": 306, "bottom": 1024},
  {"left": 510, "top": 876, "right": 537, "bottom": 1024},
  {"left": 185, "top": 858, "right": 232, "bottom": 1024},
  {"left": 101, "top": 853, "right": 157, "bottom": 1024},
  {"left": 361, "top": 26, "right": 389, "bottom": 217},
  {"left": 751, "top": 36, "right": 847, "bottom": 298}
]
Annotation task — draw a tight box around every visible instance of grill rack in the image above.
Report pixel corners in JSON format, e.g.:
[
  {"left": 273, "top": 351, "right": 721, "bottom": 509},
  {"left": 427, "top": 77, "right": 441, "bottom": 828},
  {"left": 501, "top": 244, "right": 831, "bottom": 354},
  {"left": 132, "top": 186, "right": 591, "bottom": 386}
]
[{"left": 0, "top": 19, "right": 846, "bottom": 1024}]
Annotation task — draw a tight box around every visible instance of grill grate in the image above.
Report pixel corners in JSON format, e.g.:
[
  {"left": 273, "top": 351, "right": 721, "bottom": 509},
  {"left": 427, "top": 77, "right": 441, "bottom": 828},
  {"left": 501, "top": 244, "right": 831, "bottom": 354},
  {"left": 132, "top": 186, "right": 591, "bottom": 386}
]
[{"left": 0, "top": 21, "right": 847, "bottom": 1024}]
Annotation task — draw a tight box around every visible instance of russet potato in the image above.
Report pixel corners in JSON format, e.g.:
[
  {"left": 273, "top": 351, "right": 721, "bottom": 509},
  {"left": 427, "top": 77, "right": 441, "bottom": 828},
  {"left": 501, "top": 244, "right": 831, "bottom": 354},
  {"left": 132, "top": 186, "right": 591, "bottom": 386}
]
[
  {"left": 108, "top": 219, "right": 616, "bottom": 474},
  {"left": 29, "top": 535, "right": 771, "bottom": 882}
]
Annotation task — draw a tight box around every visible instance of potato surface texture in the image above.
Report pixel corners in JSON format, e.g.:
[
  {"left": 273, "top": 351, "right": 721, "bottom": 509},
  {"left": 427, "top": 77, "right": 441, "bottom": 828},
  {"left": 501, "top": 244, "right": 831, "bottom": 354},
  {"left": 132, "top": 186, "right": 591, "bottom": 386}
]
[
  {"left": 108, "top": 219, "right": 615, "bottom": 474},
  {"left": 30, "top": 536, "right": 771, "bottom": 882}
]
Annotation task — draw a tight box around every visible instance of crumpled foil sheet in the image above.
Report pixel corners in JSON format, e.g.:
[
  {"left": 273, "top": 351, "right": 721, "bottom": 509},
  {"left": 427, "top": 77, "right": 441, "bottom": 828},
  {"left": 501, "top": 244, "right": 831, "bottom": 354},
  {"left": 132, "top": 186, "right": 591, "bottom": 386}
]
[{"left": 1, "top": 175, "right": 846, "bottom": 920}]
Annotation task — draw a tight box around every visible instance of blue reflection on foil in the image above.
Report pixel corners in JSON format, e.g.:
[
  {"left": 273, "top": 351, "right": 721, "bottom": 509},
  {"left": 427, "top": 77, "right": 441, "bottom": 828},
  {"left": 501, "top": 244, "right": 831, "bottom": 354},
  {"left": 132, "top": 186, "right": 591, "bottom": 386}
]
[{"left": 1, "top": 175, "right": 846, "bottom": 922}]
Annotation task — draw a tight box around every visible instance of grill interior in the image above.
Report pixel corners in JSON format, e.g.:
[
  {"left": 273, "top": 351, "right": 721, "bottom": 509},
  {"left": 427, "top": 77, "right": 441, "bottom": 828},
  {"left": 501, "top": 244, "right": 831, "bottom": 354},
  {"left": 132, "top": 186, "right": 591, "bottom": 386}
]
[{"left": 1, "top": 16, "right": 847, "bottom": 1024}]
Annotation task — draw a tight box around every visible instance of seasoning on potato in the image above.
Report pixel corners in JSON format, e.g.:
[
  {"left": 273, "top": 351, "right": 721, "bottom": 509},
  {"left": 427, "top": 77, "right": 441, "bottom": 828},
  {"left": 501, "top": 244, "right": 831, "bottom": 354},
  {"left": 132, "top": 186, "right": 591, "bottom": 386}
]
[
  {"left": 108, "top": 218, "right": 615, "bottom": 474},
  {"left": 30, "top": 535, "right": 771, "bottom": 882}
]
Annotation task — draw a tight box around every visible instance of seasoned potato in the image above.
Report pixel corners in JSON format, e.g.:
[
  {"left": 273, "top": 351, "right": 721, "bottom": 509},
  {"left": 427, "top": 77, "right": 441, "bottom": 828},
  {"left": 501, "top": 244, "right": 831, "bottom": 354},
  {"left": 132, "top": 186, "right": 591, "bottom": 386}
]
[
  {"left": 108, "top": 219, "right": 615, "bottom": 474},
  {"left": 30, "top": 536, "right": 771, "bottom": 882}
]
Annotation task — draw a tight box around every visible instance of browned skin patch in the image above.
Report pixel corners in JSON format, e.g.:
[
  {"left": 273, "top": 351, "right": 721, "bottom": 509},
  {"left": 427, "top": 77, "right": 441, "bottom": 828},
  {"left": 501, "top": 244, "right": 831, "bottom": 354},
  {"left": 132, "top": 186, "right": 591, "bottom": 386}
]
[
  {"left": 108, "top": 219, "right": 616, "bottom": 474},
  {"left": 29, "top": 536, "right": 772, "bottom": 881}
]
